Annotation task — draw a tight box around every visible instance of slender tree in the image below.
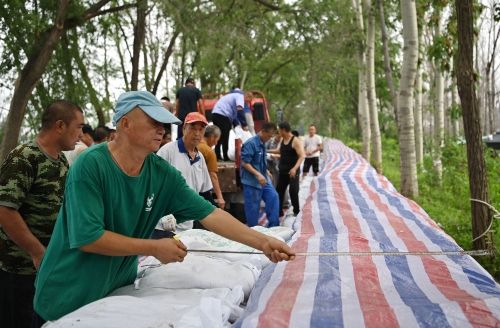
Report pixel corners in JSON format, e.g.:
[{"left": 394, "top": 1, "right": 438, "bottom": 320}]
[
  {"left": 432, "top": 9, "right": 445, "bottom": 184},
  {"left": 365, "top": 0, "right": 382, "bottom": 172},
  {"left": 131, "top": 0, "right": 147, "bottom": 91},
  {"left": 397, "top": 0, "right": 419, "bottom": 198},
  {"left": 353, "top": 0, "right": 371, "bottom": 160},
  {"left": 377, "top": 0, "right": 398, "bottom": 120},
  {"left": 455, "top": 0, "right": 491, "bottom": 250},
  {"left": 414, "top": 28, "right": 424, "bottom": 165}
]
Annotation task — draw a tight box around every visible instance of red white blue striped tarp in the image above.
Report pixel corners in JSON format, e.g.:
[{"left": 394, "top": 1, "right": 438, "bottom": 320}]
[{"left": 235, "top": 139, "right": 500, "bottom": 328}]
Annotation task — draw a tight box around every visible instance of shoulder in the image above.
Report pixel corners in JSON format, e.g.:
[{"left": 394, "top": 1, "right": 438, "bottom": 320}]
[
  {"left": 243, "top": 136, "right": 258, "bottom": 148},
  {"left": 2, "top": 142, "right": 46, "bottom": 171},
  {"left": 69, "top": 143, "right": 109, "bottom": 175},
  {"left": 149, "top": 152, "right": 176, "bottom": 172},
  {"left": 157, "top": 141, "right": 178, "bottom": 158}
]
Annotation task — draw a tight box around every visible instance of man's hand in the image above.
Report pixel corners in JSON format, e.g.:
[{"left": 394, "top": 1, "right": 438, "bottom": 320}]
[
  {"left": 31, "top": 249, "right": 45, "bottom": 270},
  {"left": 289, "top": 167, "right": 297, "bottom": 178},
  {"left": 255, "top": 172, "right": 267, "bottom": 185},
  {"left": 152, "top": 238, "right": 188, "bottom": 264},
  {"left": 261, "top": 237, "right": 296, "bottom": 263},
  {"left": 216, "top": 198, "right": 226, "bottom": 209}
]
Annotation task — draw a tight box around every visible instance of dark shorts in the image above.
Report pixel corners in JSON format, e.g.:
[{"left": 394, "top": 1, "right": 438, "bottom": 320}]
[{"left": 303, "top": 157, "right": 319, "bottom": 174}]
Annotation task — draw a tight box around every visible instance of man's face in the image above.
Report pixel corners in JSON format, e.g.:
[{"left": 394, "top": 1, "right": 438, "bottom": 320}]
[
  {"left": 260, "top": 129, "right": 275, "bottom": 143},
  {"left": 244, "top": 94, "right": 254, "bottom": 103},
  {"left": 123, "top": 108, "right": 165, "bottom": 153},
  {"left": 206, "top": 134, "right": 220, "bottom": 147},
  {"left": 183, "top": 122, "right": 206, "bottom": 148},
  {"left": 81, "top": 132, "right": 94, "bottom": 147},
  {"left": 308, "top": 126, "right": 316, "bottom": 136},
  {"left": 279, "top": 128, "right": 287, "bottom": 138},
  {"left": 60, "top": 110, "right": 84, "bottom": 151}
]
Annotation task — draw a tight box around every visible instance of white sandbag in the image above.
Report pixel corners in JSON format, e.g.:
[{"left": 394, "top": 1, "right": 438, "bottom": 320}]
[
  {"left": 137, "top": 254, "right": 260, "bottom": 299},
  {"left": 43, "top": 296, "right": 174, "bottom": 328},
  {"left": 45, "top": 287, "right": 245, "bottom": 328}
]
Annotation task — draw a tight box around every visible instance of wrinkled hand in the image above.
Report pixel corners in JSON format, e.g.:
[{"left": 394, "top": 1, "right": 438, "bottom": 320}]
[
  {"left": 153, "top": 238, "right": 188, "bottom": 264},
  {"left": 261, "top": 237, "right": 296, "bottom": 263}
]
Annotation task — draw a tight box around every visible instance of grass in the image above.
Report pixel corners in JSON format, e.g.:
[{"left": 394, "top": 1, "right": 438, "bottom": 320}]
[
  {"left": 384, "top": 138, "right": 500, "bottom": 280},
  {"left": 346, "top": 137, "right": 500, "bottom": 281}
]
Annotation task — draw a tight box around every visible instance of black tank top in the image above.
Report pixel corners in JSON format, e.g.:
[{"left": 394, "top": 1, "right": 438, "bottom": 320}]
[{"left": 279, "top": 136, "right": 298, "bottom": 173}]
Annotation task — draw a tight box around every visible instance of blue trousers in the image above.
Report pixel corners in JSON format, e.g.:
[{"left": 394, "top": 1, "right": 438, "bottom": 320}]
[{"left": 243, "top": 182, "right": 280, "bottom": 227}]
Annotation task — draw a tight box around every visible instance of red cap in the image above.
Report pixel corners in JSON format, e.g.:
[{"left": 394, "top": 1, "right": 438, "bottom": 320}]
[{"left": 184, "top": 112, "right": 208, "bottom": 126}]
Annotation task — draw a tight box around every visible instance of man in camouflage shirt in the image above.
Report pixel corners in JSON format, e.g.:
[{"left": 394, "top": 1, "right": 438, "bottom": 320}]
[{"left": 0, "top": 100, "right": 84, "bottom": 328}]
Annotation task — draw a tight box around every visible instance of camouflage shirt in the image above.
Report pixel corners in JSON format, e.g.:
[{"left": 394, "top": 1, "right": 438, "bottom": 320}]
[{"left": 0, "top": 141, "right": 68, "bottom": 275}]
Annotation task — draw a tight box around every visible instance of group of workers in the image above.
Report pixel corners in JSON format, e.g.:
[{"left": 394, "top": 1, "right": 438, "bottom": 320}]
[{"left": 0, "top": 78, "right": 322, "bottom": 328}]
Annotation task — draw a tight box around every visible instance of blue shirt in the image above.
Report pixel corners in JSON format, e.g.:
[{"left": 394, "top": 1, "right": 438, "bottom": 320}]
[
  {"left": 212, "top": 93, "right": 245, "bottom": 123},
  {"left": 240, "top": 135, "right": 268, "bottom": 189}
]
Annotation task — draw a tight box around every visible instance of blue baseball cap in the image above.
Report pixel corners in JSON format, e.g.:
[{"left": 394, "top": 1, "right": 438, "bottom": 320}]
[{"left": 112, "top": 91, "right": 181, "bottom": 126}]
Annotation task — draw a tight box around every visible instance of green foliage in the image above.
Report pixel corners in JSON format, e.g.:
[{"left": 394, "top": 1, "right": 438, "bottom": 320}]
[
  {"left": 428, "top": 34, "right": 454, "bottom": 72},
  {"left": 382, "top": 137, "right": 500, "bottom": 281}
]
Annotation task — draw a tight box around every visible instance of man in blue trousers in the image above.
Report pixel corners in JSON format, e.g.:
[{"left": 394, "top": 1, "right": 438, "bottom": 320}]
[{"left": 240, "top": 122, "right": 280, "bottom": 227}]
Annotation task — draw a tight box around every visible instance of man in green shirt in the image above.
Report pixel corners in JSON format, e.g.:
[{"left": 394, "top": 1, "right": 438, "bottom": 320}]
[
  {"left": 33, "top": 91, "right": 295, "bottom": 325},
  {"left": 0, "top": 100, "right": 84, "bottom": 328}
]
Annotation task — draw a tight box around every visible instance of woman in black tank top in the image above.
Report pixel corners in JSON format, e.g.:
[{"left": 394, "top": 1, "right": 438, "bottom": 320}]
[
  {"left": 279, "top": 136, "right": 299, "bottom": 173},
  {"left": 275, "top": 122, "right": 305, "bottom": 218}
]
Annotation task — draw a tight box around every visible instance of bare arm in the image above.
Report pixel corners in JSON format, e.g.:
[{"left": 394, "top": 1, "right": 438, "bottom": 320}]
[
  {"left": 174, "top": 100, "right": 179, "bottom": 117},
  {"left": 0, "top": 206, "right": 45, "bottom": 269},
  {"left": 200, "top": 208, "right": 295, "bottom": 263},
  {"left": 267, "top": 140, "right": 282, "bottom": 154},
  {"left": 79, "top": 230, "right": 187, "bottom": 264},
  {"left": 209, "top": 171, "right": 225, "bottom": 208},
  {"left": 290, "top": 138, "right": 305, "bottom": 176},
  {"left": 197, "top": 99, "right": 205, "bottom": 116}
]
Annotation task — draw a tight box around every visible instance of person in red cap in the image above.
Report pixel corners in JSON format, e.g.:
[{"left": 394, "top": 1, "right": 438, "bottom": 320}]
[{"left": 156, "top": 112, "right": 214, "bottom": 234}]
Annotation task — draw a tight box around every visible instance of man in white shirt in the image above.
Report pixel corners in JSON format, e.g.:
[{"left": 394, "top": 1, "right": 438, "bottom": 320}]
[
  {"left": 63, "top": 124, "right": 94, "bottom": 165},
  {"left": 302, "top": 124, "right": 322, "bottom": 178},
  {"left": 156, "top": 112, "right": 213, "bottom": 234}
]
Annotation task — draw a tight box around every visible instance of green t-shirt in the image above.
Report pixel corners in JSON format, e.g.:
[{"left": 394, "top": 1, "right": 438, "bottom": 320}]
[
  {"left": 34, "top": 143, "right": 215, "bottom": 320},
  {"left": 0, "top": 141, "right": 68, "bottom": 275}
]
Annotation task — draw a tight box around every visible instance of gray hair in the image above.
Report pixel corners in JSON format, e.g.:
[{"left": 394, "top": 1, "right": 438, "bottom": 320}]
[{"left": 204, "top": 124, "right": 221, "bottom": 138}]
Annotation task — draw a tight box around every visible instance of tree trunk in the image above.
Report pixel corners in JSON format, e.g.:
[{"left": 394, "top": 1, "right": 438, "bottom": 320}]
[
  {"left": 397, "top": 0, "right": 419, "bottom": 198},
  {"left": 377, "top": 0, "right": 398, "bottom": 121},
  {"left": 455, "top": 0, "right": 491, "bottom": 250},
  {"left": 353, "top": 0, "right": 371, "bottom": 160},
  {"left": 71, "top": 32, "right": 105, "bottom": 125},
  {"left": 113, "top": 22, "right": 130, "bottom": 91},
  {"left": 451, "top": 78, "right": 460, "bottom": 138},
  {"left": 152, "top": 30, "right": 180, "bottom": 95},
  {"left": 366, "top": 0, "right": 382, "bottom": 172},
  {"left": 433, "top": 66, "right": 444, "bottom": 183},
  {"left": 414, "top": 29, "right": 424, "bottom": 166},
  {"left": 0, "top": 0, "right": 70, "bottom": 161},
  {"left": 431, "top": 15, "right": 445, "bottom": 184},
  {"left": 131, "top": 0, "right": 147, "bottom": 91}
]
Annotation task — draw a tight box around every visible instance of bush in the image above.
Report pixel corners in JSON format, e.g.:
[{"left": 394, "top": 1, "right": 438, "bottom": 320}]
[{"left": 381, "top": 138, "right": 499, "bottom": 281}]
